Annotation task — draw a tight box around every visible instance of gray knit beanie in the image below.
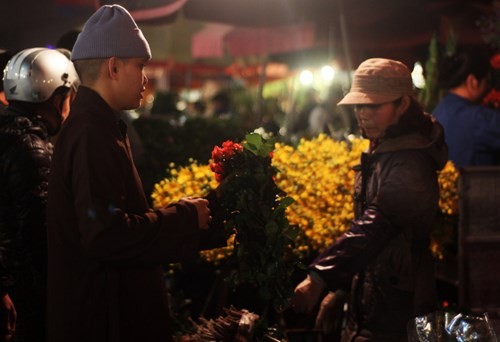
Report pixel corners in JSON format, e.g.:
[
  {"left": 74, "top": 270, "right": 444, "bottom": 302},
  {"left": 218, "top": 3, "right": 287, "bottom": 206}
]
[{"left": 71, "top": 4, "right": 151, "bottom": 61}]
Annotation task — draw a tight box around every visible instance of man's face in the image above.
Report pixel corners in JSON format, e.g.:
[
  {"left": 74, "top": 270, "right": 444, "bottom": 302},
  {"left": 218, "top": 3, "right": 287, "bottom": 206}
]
[
  {"left": 116, "top": 57, "right": 148, "bottom": 110},
  {"left": 353, "top": 99, "right": 404, "bottom": 140}
]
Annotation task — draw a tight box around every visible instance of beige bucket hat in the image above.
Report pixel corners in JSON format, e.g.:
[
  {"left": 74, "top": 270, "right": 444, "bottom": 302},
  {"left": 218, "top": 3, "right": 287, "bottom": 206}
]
[{"left": 338, "top": 58, "right": 414, "bottom": 105}]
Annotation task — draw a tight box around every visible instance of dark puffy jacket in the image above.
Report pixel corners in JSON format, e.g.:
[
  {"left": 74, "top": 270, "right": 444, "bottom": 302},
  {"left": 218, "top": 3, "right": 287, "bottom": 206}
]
[
  {"left": 310, "top": 110, "right": 448, "bottom": 341},
  {"left": 0, "top": 107, "right": 51, "bottom": 341}
]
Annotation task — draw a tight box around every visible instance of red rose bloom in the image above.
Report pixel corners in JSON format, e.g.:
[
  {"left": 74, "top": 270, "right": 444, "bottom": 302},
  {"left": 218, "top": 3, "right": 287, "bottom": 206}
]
[
  {"left": 491, "top": 53, "right": 500, "bottom": 69},
  {"left": 210, "top": 140, "right": 244, "bottom": 183}
]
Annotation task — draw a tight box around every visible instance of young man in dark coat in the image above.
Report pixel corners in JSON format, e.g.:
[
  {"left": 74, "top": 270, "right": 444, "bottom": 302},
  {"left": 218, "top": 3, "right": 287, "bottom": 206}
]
[
  {"left": 46, "top": 5, "right": 224, "bottom": 342},
  {"left": 292, "top": 58, "right": 448, "bottom": 341},
  {"left": 0, "top": 48, "right": 78, "bottom": 342}
]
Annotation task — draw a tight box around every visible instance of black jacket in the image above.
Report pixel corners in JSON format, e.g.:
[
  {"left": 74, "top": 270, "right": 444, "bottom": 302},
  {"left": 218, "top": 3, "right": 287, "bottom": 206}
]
[
  {"left": 310, "top": 109, "right": 448, "bottom": 341},
  {"left": 0, "top": 106, "right": 51, "bottom": 341}
]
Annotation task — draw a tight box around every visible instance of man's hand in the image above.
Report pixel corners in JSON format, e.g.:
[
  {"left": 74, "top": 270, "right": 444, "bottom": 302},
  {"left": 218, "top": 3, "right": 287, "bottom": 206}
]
[
  {"left": 180, "top": 198, "right": 212, "bottom": 230},
  {"left": 0, "top": 293, "right": 16, "bottom": 342},
  {"left": 291, "top": 274, "right": 326, "bottom": 314}
]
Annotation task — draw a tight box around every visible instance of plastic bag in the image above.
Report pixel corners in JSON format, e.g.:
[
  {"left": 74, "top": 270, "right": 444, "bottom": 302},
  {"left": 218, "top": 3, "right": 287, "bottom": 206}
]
[{"left": 407, "top": 311, "right": 498, "bottom": 341}]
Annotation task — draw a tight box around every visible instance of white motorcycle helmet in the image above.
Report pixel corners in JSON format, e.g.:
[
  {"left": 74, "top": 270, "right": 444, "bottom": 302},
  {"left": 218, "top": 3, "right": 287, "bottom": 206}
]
[{"left": 2, "top": 47, "right": 79, "bottom": 103}]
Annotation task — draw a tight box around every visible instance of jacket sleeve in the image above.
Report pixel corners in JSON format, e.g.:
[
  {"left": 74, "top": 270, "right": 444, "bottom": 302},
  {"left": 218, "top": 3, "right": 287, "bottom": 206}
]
[
  {"left": 310, "top": 151, "right": 438, "bottom": 292},
  {"left": 70, "top": 127, "right": 202, "bottom": 264},
  {"left": 310, "top": 207, "right": 395, "bottom": 291},
  {"left": 0, "top": 134, "right": 50, "bottom": 292}
]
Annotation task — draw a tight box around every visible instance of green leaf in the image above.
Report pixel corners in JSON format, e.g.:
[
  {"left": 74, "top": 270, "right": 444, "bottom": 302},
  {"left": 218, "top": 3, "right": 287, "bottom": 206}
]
[
  {"left": 246, "top": 133, "right": 263, "bottom": 148},
  {"left": 277, "top": 196, "right": 294, "bottom": 210},
  {"left": 265, "top": 221, "right": 279, "bottom": 236},
  {"left": 284, "top": 227, "right": 299, "bottom": 240},
  {"left": 245, "top": 142, "right": 258, "bottom": 154}
]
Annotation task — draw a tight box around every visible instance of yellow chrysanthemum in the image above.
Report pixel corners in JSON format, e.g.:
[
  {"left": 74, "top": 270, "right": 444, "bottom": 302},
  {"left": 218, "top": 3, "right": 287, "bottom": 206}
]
[
  {"left": 272, "top": 134, "right": 369, "bottom": 256},
  {"left": 151, "top": 134, "right": 459, "bottom": 262},
  {"left": 438, "top": 161, "right": 459, "bottom": 216}
]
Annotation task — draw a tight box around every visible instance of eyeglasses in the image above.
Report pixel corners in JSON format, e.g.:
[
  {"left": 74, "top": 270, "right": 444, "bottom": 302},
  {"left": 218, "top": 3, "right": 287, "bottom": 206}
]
[
  {"left": 353, "top": 103, "right": 384, "bottom": 111},
  {"left": 353, "top": 97, "right": 403, "bottom": 111}
]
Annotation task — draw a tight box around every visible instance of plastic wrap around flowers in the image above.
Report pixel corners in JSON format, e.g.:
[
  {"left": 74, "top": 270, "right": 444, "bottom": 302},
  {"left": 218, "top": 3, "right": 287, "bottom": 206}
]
[{"left": 407, "top": 311, "right": 497, "bottom": 341}]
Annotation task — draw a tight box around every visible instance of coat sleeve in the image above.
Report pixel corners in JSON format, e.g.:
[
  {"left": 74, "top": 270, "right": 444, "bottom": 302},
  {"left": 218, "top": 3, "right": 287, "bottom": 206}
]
[
  {"left": 70, "top": 127, "right": 202, "bottom": 264},
  {"left": 310, "top": 207, "right": 395, "bottom": 291},
  {"left": 310, "top": 151, "right": 437, "bottom": 292},
  {"left": 0, "top": 134, "right": 50, "bottom": 292}
]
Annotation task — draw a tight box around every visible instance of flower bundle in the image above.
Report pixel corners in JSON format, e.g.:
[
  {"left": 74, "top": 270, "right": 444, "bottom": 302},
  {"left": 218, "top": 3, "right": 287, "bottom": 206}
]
[
  {"left": 210, "top": 141, "right": 244, "bottom": 182},
  {"left": 209, "top": 133, "right": 299, "bottom": 313}
]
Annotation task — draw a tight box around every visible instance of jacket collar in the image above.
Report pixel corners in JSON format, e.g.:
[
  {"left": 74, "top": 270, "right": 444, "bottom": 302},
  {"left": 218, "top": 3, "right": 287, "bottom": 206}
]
[
  {"left": 372, "top": 119, "right": 448, "bottom": 170},
  {"left": 73, "top": 86, "right": 122, "bottom": 124}
]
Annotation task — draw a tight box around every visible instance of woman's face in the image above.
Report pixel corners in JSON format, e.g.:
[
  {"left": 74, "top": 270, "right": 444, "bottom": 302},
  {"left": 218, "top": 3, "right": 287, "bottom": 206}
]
[{"left": 354, "top": 98, "right": 407, "bottom": 140}]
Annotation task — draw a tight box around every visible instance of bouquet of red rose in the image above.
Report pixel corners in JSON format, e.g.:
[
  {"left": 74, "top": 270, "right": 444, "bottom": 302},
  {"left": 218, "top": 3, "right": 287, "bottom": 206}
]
[
  {"left": 209, "top": 133, "right": 299, "bottom": 323},
  {"left": 210, "top": 140, "right": 244, "bottom": 182}
]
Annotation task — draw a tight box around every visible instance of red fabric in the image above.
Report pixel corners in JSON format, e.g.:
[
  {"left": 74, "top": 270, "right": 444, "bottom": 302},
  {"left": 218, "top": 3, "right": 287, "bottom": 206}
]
[
  {"left": 130, "top": 0, "right": 187, "bottom": 21},
  {"left": 192, "top": 22, "right": 315, "bottom": 58},
  {"left": 225, "top": 23, "right": 315, "bottom": 57},
  {"left": 54, "top": 0, "right": 94, "bottom": 5},
  {"left": 191, "top": 23, "right": 234, "bottom": 58}
]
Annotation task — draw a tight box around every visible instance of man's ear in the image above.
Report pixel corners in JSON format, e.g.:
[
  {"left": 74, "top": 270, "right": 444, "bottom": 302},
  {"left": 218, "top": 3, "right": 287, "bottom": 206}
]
[
  {"left": 108, "top": 57, "right": 120, "bottom": 80},
  {"left": 466, "top": 73, "right": 479, "bottom": 90}
]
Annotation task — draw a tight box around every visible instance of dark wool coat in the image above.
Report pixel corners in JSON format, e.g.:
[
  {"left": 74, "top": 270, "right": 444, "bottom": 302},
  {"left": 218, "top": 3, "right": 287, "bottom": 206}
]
[
  {"left": 311, "top": 112, "right": 448, "bottom": 341},
  {"left": 47, "top": 87, "right": 222, "bottom": 342}
]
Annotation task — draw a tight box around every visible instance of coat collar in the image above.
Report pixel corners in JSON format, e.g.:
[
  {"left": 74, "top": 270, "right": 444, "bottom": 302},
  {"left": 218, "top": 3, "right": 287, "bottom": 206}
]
[
  {"left": 372, "top": 119, "right": 448, "bottom": 170},
  {"left": 73, "top": 86, "right": 122, "bottom": 123}
]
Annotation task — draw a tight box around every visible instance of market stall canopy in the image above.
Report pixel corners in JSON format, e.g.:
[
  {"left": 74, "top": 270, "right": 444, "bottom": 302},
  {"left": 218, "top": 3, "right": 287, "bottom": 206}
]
[
  {"left": 1, "top": 0, "right": 497, "bottom": 67},
  {"left": 192, "top": 23, "right": 315, "bottom": 58}
]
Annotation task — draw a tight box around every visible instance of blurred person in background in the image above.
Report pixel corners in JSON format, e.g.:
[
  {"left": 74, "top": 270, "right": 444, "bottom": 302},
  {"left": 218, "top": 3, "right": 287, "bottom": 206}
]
[
  {"left": 0, "top": 47, "right": 79, "bottom": 342},
  {"left": 433, "top": 47, "right": 500, "bottom": 167},
  {"left": 289, "top": 87, "right": 320, "bottom": 139},
  {"left": 308, "top": 84, "right": 352, "bottom": 139},
  {"left": 292, "top": 58, "right": 447, "bottom": 341}
]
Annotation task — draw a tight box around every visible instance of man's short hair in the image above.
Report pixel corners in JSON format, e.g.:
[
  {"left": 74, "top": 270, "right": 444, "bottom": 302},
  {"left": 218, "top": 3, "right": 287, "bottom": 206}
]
[{"left": 74, "top": 59, "right": 106, "bottom": 85}]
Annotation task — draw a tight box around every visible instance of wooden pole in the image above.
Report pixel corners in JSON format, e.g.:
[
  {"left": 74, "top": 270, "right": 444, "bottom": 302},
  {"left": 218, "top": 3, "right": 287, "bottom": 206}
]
[{"left": 338, "top": 0, "right": 353, "bottom": 79}]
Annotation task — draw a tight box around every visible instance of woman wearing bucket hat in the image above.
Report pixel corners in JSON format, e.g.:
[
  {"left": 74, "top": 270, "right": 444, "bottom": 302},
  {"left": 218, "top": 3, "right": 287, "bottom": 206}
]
[{"left": 292, "top": 58, "right": 448, "bottom": 341}]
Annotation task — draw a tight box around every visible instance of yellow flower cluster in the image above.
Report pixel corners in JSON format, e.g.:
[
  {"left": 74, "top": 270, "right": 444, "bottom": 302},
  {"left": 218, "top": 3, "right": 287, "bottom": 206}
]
[
  {"left": 429, "top": 160, "right": 459, "bottom": 260},
  {"left": 151, "top": 161, "right": 218, "bottom": 208},
  {"left": 151, "top": 135, "right": 459, "bottom": 262},
  {"left": 272, "top": 135, "right": 369, "bottom": 256},
  {"left": 437, "top": 161, "right": 459, "bottom": 216},
  {"left": 199, "top": 234, "right": 236, "bottom": 265},
  {"left": 151, "top": 161, "right": 234, "bottom": 263}
]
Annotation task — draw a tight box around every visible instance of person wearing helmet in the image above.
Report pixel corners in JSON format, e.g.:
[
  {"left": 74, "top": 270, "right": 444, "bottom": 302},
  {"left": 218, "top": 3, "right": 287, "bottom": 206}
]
[{"left": 0, "top": 47, "right": 79, "bottom": 342}]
